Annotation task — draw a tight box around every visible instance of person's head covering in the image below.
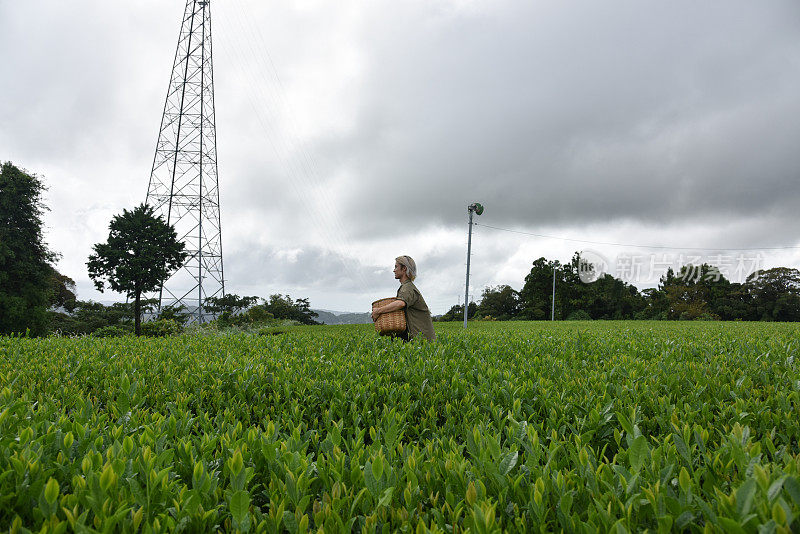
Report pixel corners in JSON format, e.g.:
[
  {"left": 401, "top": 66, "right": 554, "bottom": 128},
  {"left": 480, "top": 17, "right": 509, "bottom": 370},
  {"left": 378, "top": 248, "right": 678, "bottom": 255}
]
[{"left": 396, "top": 255, "right": 417, "bottom": 281}]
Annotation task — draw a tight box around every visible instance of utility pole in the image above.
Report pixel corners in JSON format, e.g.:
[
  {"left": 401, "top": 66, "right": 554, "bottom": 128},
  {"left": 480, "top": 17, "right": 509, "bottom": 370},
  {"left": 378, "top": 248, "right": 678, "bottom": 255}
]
[
  {"left": 551, "top": 265, "right": 556, "bottom": 321},
  {"left": 464, "top": 203, "right": 484, "bottom": 328}
]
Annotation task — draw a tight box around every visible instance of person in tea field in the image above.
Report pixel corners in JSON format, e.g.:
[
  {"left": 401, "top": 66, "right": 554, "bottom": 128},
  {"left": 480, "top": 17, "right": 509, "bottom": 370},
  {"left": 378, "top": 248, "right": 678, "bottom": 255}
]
[{"left": 371, "top": 255, "right": 436, "bottom": 341}]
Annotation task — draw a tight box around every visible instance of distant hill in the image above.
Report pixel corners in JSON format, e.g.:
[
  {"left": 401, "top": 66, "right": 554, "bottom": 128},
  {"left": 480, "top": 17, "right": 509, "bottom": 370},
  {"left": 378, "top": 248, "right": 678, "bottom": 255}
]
[{"left": 312, "top": 309, "right": 372, "bottom": 325}]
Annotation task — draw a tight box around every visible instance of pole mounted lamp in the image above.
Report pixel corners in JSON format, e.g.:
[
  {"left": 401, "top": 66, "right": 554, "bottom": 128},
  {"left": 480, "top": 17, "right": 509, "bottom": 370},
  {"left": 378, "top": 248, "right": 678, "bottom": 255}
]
[{"left": 464, "top": 203, "right": 484, "bottom": 328}]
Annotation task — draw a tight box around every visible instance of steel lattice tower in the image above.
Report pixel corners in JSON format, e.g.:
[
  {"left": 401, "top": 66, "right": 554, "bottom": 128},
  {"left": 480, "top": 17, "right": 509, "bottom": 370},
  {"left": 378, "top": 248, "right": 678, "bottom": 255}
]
[{"left": 146, "top": 0, "right": 224, "bottom": 322}]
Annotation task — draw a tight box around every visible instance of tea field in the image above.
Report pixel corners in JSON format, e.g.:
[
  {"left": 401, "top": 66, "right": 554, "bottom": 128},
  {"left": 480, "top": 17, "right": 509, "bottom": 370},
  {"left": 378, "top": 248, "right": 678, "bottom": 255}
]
[{"left": 1, "top": 321, "right": 799, "bottom": 533}]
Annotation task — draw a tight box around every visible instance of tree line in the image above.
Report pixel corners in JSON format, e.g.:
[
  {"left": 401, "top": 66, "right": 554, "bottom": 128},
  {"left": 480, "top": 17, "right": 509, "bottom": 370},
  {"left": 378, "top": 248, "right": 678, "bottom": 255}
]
[
  {"left": 5, "top": 160, "right": 799, "bottom": 335},
  {"left": 1, "top": 161, "right": 318, "bottom": 337},
  {"left": 438, "top": 254, "right": 800, "bottom": 322}
]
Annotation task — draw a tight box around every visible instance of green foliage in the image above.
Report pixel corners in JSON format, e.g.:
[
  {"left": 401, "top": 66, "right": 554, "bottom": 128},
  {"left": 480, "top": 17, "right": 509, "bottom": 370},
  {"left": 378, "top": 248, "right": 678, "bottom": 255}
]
[
  {"left": 48, "top": 301, "right": 141, "bottom": 336},
  {"left": 519, "top": 257, "right": 558, "bottom": 320},
  {"left": 746, "top": 267, "right": 800, "bottom": 321},
  {"left": 453, "top": 255, "right": 800, "bottom": 322},
  {"left": 1, "top": 321, "right": 799, "bottom": 532},
  {"left": 436, "top": 302, "right": 476, "bottom": 322},
  {"left": 49, "top": 301, "right": 184, "bottom": 338},
  {"left": 46, "top": 266, "right": 77, "bottom": 312},
  {"left": 206, "top": 295, "right": 272, "bottom": 329},
  {"left": 156, "top": 304, "right": 191, "bottom": 326},
  {"left": 140, "top": 319, "right": 183, "bottom": 338},
  {"left": 566, "top": 309, "right": 592, "bottom": 321},
  {"left": 205, "top": 294, "right": 319, "bottom": 330},
  {"left": 206, "top": 294, "right": 278, "bottom": 329},
  {"left": 257, "top": 327, "right": 290, "bottom": 336},
  {"left": 205, "top": 294, "right": 259, "bottom": 316},
  {"left": 90, "top": 325, "right": 132, "bottom": 338},
  {"left": 475, "top": 285, "right": 520, "bottom": 320},
  {"left": 87, "top": 204, "right": 187, "bottom": 336},
  {"left": 261, "top": 294, "right": 319, "bottom": 325},
  {"left": 0, "top": 162, "right": 57, "bottom": 336},
  {"left": 245, "top": 305, "right": 275, "bottom": 325}
]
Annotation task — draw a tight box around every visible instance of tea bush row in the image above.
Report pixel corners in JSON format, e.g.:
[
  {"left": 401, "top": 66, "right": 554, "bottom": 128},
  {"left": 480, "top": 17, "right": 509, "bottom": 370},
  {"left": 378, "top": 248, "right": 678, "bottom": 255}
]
[{"left": 1, "top": 321, "right": 798, "bottom": 532}]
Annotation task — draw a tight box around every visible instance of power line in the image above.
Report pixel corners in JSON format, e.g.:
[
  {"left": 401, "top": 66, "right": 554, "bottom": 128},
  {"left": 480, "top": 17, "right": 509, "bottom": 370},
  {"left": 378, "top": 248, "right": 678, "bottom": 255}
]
[
  {"left": 215, "top": 3, "right": 374, "bottom": 295},
  {"left": 473, "top": 222, "right": 800, "bottom": 252}
]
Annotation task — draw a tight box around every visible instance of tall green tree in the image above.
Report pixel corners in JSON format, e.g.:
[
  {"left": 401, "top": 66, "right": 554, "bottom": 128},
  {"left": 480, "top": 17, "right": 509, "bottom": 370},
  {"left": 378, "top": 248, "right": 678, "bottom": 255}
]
[
  {"left": 577, "top": 273, "right": 644, "bottom": 319},
  {"left": 746, "top": 267, "right": 800, "bottom": 321},
  {"left": 655, "top": 264, "right": 746, "bottom": 320},
  {"left": 519, "top": 253, "right": 646, "bottom": 320},
  {"left": 519, "top": 257, "right": 560, "bottom": 320},
  {"left": 476, "top": 285, "right": 520, "bottom": 320},
  {"left": 0, "top": 162, "right": 57, "bottom": 336},
  {"left": 205, "top": 294, "right": 260, "bottom": 327},
  {"left": 205, "top": 294, "right": 259, "bottom": 317},
  {"left": 47, "top": 266, "right": 77, "bottom": 312},
  {"left": 87, "top": 204, "right": 187, "bottom": 336},
  {"left": 262, "top": 294, "right": 319, "bottom": 325}
]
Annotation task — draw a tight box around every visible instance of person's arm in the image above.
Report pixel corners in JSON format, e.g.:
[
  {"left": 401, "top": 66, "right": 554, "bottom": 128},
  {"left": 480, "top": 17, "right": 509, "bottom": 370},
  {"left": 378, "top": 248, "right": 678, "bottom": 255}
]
[{"left": 372, "top": 299, "right": 405, "bottom": 321}]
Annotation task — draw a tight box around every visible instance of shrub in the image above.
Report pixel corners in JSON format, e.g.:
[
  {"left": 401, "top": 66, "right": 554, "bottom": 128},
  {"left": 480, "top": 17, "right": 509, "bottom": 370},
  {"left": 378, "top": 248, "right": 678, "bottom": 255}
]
[
  {"left": 566, "top": 309, "right": 592, "bottom": 320},
  {"left": 141, "top": 318, "right": 183, "bottom": 337},
  {"left": 90, "top": 325, "right": 131, "bottom": 338}
]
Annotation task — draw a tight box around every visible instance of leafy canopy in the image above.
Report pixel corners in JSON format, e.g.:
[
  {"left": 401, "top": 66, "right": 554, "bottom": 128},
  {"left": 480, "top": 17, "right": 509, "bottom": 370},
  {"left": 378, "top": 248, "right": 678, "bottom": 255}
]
[
  {"left": 0, "top": 162, "right": 57, "bottom": 336},
  {"left": 87, "top": 204, "right": 187, "bottom": 297},
  {"left": 87, "top": 204, "right": 187, "bottom": 336}
]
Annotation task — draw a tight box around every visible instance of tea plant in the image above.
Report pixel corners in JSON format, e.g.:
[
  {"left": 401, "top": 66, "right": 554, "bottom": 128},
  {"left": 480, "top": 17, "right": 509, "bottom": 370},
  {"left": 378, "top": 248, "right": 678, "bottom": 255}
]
[{"left": 0, "top": 321, "right": 798, "bottom": 532}]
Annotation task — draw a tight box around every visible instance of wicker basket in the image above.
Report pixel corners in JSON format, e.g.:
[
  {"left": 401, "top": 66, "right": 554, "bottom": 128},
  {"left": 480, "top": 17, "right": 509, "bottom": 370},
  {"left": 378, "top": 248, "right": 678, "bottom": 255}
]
[{"left": 372, "top": 297, "right": 407, "bottom": 335}]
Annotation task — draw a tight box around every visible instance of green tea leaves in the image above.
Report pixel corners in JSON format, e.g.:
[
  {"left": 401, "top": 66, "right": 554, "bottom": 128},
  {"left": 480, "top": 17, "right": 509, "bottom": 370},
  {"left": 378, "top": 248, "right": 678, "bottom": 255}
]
[
  {"left": 499, "top": 450, "right": 518, "bottom": 475},
  {"left": 736, "top": 478, "right": 757, "bottom": 518},
  {"left": 229, "top": 490, "right": 251, "bottom": 529},
  {"left": 629, "top": 435, "right": 650, "bottom": 473},
  {"left": 784, "top": 477, "right": 800, "bottom": 508},
  {"left": 1, "top": 322, "right": 799, "bottom": 532}
]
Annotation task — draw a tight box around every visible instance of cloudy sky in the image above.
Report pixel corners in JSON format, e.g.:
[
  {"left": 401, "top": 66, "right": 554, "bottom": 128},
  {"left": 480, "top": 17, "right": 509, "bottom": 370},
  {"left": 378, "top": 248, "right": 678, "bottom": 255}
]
[{"left": 2, "top": 0, "right": 799, "bottom": 314}]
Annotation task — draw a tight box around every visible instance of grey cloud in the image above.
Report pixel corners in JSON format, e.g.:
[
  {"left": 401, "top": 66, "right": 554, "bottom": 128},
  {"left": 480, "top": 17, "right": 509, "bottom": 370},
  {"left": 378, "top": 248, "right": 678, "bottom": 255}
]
[
  {"left": 0, "top": 2, "right": 174, "bottom": 165},
  {"left": 308, "top": 1, "right": 800, "bottom": 238},
  {"left": 225, "top": 242, "right": 386, "bottom": 294},
  {"left": 4, "top": 1, "right": 800, "bottom": 314}
]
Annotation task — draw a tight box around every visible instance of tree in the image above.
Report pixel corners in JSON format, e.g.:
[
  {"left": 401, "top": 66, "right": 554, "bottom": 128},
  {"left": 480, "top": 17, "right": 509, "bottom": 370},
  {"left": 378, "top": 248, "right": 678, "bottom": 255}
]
[
  {"left": 262, "top": 294, "right": 319, "bottom": 325},
  {"left": 0, "top": 162, "right": 57, "bottom": 336},
  {"left": 519, "top": 258, "right": 559, "bottom": 320},
  {"left": 640, "top": 287, "right": 669, "bottom": 319},
  {"left": 204, "top": 293, "right": 319, "bottom": 328},
  {"left": 157, "top": 304, "right": 191, "bottom": 326},
  {"left": 517, "top": 253, "right": 647, "bottom": 321},
  {"left": 47, "top": 266, "right": 77, "bottom": 312},
  {"left": 653, "top": 264, "right": 747, "bottom": 320},
  {"left": 476, "top": 285, "right": 520, "bottom": 320},
  {"left": 205, "top": 294, "right": 259, "bottom": 317},
  {"left": 436, "top": 302, "right": 477, "bottom": 321},
  {"left": 49, "top": 300, "right": 136, "bottom": 336},
  {"left": 205, "top": 294, "right": 260, "bottom": 328},
  {"left": 577, "top": 273, "right": 644, "bottom": 320},
  {"left": 746, "top": 267, "right": 800, "bottom": 321},
  {"left": 87, "top": 204, "right": 187, "bottom": 336}
]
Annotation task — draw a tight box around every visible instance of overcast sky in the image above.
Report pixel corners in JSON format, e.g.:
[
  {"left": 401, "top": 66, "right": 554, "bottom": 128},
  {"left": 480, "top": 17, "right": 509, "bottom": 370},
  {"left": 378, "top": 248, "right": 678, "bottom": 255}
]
[{"left": 2, "top": 0, "right": 799, "bottom": 314}]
